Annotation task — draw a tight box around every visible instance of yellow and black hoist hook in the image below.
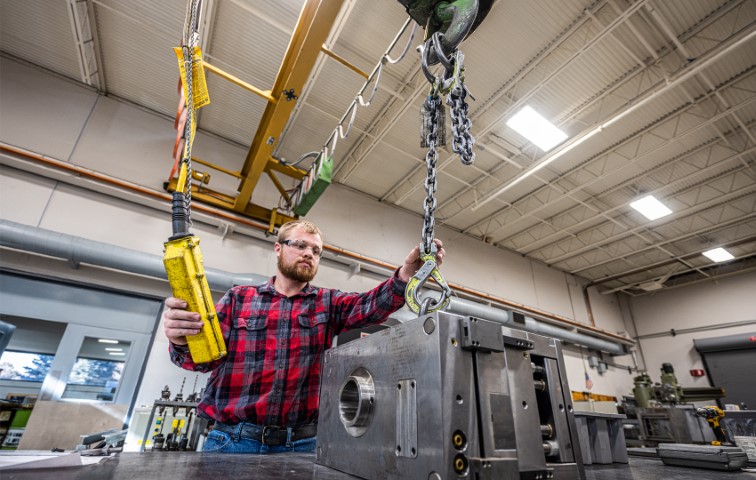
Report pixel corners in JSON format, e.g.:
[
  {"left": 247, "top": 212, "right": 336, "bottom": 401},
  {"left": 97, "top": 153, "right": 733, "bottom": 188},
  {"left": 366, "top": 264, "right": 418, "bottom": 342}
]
[{"left": 163, "top": 0, "right": 226, "bottom": 363}]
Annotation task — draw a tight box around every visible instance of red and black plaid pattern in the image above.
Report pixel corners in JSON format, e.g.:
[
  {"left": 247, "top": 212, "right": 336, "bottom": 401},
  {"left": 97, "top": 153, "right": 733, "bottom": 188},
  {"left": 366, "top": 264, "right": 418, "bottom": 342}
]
[{"left": 170, "top": 272, "right": 405, "bottom": 427}]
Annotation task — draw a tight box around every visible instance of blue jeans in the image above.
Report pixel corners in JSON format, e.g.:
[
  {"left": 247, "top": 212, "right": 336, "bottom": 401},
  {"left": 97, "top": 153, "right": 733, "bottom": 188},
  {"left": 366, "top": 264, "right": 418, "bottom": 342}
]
[{"left": 203, "top": 427, "right": 317, "bottom": 454}]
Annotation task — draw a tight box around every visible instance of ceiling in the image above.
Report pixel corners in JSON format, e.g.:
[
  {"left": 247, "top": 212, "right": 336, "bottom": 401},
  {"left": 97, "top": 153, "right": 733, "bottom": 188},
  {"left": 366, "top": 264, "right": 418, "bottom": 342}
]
[{"left": 1, "top": 0, "right": 755, "bottom": 296}]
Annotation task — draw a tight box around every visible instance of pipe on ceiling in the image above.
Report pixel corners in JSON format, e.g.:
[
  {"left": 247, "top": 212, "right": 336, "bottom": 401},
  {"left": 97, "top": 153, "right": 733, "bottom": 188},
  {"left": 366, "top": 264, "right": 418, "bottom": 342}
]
[
  {"left": 0, "top": 220, "right": 266, "bottom": 291},
  {"left": 0, "top": 219, "right": 629, "bottom": 355}
]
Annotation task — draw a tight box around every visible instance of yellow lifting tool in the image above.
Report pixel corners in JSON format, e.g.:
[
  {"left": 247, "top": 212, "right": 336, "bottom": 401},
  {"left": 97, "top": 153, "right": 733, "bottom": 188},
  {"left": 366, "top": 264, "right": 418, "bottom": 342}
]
[{"left": 163, "top": 0, "right": 226, "bottom": 363}]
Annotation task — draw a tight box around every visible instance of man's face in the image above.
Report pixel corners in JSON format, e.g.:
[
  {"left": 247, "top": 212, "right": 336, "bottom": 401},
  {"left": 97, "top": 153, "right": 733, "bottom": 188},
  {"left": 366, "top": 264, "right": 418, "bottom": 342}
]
[{"left": 275, "top": 228, "right": 322, "bottom": 283}]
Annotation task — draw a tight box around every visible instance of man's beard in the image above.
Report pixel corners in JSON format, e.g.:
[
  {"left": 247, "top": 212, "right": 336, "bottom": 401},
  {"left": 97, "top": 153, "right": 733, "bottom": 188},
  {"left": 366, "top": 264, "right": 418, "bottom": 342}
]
[{"left": 278, "top": 256, "right": 318, "bottom": 282}]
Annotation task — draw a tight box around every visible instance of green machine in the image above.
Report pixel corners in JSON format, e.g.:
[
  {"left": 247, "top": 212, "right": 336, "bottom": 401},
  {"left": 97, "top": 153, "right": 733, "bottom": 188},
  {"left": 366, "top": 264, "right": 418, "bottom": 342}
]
[
  {"left": 633, "top": 363, "right": 724, "bottom": 408},
  {"left": 633, "top": 372, "right": 654, "bottom": 409}
]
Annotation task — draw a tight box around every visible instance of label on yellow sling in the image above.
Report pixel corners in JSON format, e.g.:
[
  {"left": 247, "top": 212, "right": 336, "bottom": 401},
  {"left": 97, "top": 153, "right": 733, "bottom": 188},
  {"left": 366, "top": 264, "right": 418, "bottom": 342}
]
[{"left": 174, "top": 46, "right": 211, "bottom": 110}]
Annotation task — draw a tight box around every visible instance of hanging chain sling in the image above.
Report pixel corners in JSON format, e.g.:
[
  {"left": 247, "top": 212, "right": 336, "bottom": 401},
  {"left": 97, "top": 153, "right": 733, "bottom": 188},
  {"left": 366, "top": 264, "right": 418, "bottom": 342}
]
[{"left": 405, "top": 34, "right": 475, "bottom": 315}]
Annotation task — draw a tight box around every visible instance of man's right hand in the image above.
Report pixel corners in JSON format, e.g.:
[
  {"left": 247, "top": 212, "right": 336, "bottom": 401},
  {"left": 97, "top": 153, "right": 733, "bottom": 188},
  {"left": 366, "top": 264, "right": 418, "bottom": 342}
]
[{"left": 162, "top": 297, "right": 203, "bottom": 345}]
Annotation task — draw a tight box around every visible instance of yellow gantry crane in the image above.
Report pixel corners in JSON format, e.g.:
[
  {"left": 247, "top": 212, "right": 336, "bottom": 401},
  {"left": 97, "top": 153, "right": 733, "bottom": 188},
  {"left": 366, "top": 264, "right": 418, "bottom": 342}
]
[{"left": 164, "top": 0, "right": 345, "bottom": 233}]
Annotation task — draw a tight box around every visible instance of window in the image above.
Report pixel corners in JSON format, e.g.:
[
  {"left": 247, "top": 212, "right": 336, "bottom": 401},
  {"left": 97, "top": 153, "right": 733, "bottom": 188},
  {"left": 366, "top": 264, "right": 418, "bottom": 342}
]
[
  {"left": 61, "top": 337, "right": 131, "bottom": 402},
  {"left": 66, "top": 357, "right": 124, "bottom": 387},
  {"left": 0, "top": 351, "right": 55, "bottom": 382}
]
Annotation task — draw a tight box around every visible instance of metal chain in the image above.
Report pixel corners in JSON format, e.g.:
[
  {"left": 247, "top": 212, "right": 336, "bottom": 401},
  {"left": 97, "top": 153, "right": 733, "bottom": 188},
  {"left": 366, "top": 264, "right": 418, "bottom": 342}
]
[
  {"left": 419, "top": 41, "right": 475, "bottom": 253},
  {"left": 406, "top": 36, "right": 472, "bottom": 315},
  {"left": 448, "top": 79, "right": 475, "bottom": 165},
  {"left": 181, "top": 0, "right": 201, "bottom": 216},
  {"left": 421, "top": 91, "right": 441, "bottom": 254}
]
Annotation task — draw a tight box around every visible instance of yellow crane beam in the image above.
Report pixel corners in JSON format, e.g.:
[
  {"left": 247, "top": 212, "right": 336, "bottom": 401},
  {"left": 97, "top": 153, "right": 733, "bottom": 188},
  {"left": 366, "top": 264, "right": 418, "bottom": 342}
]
[{"left": 233, "top": 0, "right": 344, "bottom": 212}]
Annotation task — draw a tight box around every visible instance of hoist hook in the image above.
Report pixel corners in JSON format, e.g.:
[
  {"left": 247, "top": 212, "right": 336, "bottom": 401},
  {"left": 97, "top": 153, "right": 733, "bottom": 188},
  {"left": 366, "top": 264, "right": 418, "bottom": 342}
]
[
  {"left": 423, "top": 0, "right": 479, "bottom": 66},
  {"left": 405, "top": 243, "right": 452, "bottom": 315}
]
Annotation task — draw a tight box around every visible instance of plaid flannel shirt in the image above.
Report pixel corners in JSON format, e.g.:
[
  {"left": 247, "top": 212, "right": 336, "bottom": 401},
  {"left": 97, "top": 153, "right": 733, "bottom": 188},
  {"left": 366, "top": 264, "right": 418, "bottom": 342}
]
[{"left": 169, "top": 271, "right": 406, "bottom": 427}]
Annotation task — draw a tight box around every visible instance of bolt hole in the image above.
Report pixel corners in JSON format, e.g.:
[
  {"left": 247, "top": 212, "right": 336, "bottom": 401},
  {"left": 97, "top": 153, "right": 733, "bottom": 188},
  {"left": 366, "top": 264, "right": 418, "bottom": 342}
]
[
  {"left": 451, "top": 338, "right": 458, "bottom": 347},
  {"left": 522, "top": 401, "right": 528, "bottom": 409},
  {"left": 411, "top": 447, "right": 416, "bottom": 455},
  {"left": 456, "top": 395, "right": 463, "bottom": 404},
  {"left": 559, "top": 403, "right": 564, "bottom": 412}
]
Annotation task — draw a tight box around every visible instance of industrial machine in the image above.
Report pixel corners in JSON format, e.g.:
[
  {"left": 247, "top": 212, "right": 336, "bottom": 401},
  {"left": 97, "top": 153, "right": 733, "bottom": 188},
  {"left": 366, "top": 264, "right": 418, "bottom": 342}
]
[
  {"left": 636, "top": 405, "right": 716, "bottom": 445},
  {"left": 317, "top": 312, "right": 585, "bottom": 479},
  {"left": 632, "top": 363, "right": 725, "bottom": 408},
  {"left": 631, "top": 363, "right": 726, "bottom": 446},
  {"left": 140, "top": 380, "right": 207, "bottom": 452}
]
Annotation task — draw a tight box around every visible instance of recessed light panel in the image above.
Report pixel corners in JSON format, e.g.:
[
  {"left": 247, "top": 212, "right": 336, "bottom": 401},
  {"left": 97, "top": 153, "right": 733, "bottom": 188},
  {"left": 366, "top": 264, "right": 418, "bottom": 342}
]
[
  {"left": 702, "top": 247, "right": 734, "bottom": 262},
  {"left": 629, "top": 195, "right": 672, "bottom": 221},
  {"left": 506, "top": 106, "right": 567, "bottom": 152}
]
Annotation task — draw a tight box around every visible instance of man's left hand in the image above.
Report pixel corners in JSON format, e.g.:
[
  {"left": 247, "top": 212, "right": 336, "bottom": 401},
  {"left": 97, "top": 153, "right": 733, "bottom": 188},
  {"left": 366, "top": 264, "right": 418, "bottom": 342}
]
[{"left": 398, "top": 239, "right": 445, "bottom": 283}]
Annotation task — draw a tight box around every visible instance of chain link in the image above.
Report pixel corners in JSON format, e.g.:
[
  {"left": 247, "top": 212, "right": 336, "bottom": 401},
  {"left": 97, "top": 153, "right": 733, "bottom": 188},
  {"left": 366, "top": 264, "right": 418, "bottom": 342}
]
[
  {"left": 448, "top": 80, "right": 475, "bottom": 165},
  {"left": 421, "top": 91, "right": 441, "bottom": 255},
  {"left": 420, "top": 43, "right": 475, "bottom": 253}
]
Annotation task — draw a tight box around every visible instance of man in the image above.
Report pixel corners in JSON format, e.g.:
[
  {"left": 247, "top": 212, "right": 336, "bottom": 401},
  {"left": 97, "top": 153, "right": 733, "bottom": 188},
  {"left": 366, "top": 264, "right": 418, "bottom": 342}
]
[{"left": 163, "top": 219, "right": 444, "bottom": 453}]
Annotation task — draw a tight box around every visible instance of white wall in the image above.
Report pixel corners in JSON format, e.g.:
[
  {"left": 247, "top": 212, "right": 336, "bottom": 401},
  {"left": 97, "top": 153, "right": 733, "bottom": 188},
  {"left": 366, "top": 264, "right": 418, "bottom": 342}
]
[
  {"left": 1, "top": 56, "right": 643, "bottom": 403},
  {"left": 628, "top": 271, "right": 756, "bottom": 390}
]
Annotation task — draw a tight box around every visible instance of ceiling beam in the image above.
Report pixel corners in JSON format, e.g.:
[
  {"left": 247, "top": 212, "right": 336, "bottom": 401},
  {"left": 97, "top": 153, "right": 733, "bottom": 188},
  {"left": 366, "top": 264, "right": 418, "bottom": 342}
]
[
  {"left": 272, "top": 0, "right": 358, "bottom": 161},
  {"left": 588, "top": 232, "right": 756, "bottom": 288},
  {"left": 511, "top": 125, "right": 756, "bottom": 255},
  {"left": 460, "top": 69, "right": 756, "bottom": 239},
  {"left": 469, "top": 19, "right": 756, "bottom": 212},
  {"left": 67, "top": 0, "right": 102, "bottom": 90},
  {"left": 546, "top": 168, "right": 756, "bottom": 267},
  {"left": 84, "top": 0, "right": 107, "bottom": 92}
]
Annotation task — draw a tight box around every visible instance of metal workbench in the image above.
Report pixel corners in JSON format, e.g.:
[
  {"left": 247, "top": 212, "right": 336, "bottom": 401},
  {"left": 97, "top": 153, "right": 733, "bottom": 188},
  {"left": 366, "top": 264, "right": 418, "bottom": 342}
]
[{"left": 2, "top": 452, "right": 755, "bottom": 480}]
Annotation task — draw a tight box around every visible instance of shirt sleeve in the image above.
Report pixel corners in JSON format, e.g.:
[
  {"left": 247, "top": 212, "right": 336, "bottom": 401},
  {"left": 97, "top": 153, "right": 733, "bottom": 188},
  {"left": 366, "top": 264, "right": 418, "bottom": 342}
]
[
  {"left": 329, "top": 268, "right": 407, "bottom": 333},
  {"left": 168, "top": 288, "right": 236, "bottom": 372}
]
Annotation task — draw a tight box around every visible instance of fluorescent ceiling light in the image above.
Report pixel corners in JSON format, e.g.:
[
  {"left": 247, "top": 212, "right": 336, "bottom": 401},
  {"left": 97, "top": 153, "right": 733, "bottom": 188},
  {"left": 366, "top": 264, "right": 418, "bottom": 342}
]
[
  {"left": 702, "top": 247, "right": 734, "bottom": 262},
  {"left": 109, "top": 352, "right": 126, "bottom": 356},
  {"left": 505, "top": 106, "right": 567, "bottom": 152},
  {"left": 629, "top": 195, "right": 672, "bottom": 220},
  {"left": 637, "top": 280, "right": 664, "bottom": 292},
  {"left": 105, "top": 348, "right": 123, "bottom": 352},
  {"left": 98, "top": 339, "right": 119, "bottom": 344}
]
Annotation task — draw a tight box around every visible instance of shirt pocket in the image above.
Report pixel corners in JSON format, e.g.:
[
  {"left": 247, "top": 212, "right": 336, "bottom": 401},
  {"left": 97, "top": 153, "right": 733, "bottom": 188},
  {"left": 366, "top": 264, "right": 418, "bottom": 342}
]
[
  {"left": 297, "top": 311, "right": 330, "bottom": 354},
  {"left": 232, "top": 315, "right": 268, "bottom": 346}
]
